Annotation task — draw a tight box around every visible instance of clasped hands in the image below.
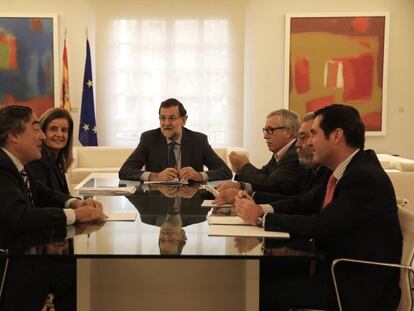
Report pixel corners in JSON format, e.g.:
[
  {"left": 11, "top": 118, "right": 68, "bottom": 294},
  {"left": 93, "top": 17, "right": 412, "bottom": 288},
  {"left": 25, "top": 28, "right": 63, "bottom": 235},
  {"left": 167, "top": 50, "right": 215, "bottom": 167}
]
[
  {"left": 70, "top": 198, "right": 108, "bottom": 223},
  {"left": 229, "top": 151, "right": 250, "bottom": 173},
  {"left": 149, "top": 166, "right": 203, "bottom": 182}
]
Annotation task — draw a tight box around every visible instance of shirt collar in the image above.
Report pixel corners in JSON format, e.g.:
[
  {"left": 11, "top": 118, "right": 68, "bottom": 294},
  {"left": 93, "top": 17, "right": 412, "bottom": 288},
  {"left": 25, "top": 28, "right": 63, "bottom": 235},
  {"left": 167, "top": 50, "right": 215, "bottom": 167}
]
[
  {"left": 274, "top": 139, "right": 295, "bottom": 161},
  {"left": 166, "top": 132, "right": 182, "bottom": 145},
  {"left": 332, "top": 149, "right": 360, "bottom": 181},
  {"left": 1, "top": 147, "right": 24, "bottom": 173}
]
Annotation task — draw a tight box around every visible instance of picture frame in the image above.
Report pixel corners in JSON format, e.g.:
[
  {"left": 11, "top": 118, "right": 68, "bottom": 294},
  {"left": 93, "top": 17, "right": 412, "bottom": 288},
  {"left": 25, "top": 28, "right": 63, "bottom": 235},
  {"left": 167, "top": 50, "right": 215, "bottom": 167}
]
[
  {"left": 0, "top": 13, "right": 59, "bottom": 117},
  {"left": 284, "top": 13, "right": 390, "bottom": 135}
]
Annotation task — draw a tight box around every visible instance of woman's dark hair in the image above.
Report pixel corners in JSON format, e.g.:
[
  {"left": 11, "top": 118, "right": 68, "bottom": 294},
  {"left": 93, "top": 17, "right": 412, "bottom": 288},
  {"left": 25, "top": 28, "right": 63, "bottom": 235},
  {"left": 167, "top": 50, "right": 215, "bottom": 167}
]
[{"left": 39, "top": 108, "right": 74, "bottom": 172}]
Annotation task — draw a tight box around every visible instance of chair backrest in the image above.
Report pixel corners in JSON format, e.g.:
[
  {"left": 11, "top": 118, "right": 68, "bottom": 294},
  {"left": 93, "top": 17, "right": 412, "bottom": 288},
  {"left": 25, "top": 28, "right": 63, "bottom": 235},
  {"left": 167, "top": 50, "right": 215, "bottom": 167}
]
[{"left": 397, "top": 206, "right": 414, "bottom": 311}]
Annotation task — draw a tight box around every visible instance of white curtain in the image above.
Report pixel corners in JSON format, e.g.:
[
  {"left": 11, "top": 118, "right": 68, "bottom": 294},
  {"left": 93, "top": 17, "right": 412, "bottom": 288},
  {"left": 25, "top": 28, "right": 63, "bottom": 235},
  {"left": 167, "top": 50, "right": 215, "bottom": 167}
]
[{"left": 95, "top": 0, "right": 244, "bottom": 147}]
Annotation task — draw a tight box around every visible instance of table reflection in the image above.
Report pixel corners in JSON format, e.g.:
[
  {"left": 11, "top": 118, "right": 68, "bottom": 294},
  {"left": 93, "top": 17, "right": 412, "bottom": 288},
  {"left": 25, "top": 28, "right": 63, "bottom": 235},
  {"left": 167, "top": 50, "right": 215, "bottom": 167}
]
[
  {"left": 0, "top": 228, "right": 76, "bottom": 310},
  {"left": 0, "top": 184, "right": 321, "bottom": 258}
]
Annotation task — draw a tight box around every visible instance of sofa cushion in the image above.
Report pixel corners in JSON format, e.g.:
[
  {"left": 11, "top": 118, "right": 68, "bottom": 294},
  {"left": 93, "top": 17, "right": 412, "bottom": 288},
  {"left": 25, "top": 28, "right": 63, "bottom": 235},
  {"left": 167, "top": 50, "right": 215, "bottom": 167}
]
[
  {"left": 76, "top": 147, "right": 133, "bottom": 168},
  {"left": 69, "top": 146, "right": 248, "bottom": 187},
  {"left": 71, "top": 167, "right": 121, "bottom": 185}
]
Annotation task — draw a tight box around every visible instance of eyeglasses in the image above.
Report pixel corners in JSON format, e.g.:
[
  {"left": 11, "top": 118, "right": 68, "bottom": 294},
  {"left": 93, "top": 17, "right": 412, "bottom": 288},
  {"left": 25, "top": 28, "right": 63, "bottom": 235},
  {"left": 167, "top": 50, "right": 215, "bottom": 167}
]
[
  {"left": 159, "top": 115, "right": 183, "bottom": 123},
  {"left": 262, "top": 127, "right": 287, "bottom": 135}
]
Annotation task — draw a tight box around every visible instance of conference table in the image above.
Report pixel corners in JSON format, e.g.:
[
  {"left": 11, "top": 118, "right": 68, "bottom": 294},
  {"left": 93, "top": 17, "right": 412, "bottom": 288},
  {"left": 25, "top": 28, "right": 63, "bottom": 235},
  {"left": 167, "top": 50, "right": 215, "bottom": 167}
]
[
  {"left": 1, "top": 173, "right": 322, "bottom": 311},
  {"left": 68, "top": 173, "right": 318, "bottom": 257}
]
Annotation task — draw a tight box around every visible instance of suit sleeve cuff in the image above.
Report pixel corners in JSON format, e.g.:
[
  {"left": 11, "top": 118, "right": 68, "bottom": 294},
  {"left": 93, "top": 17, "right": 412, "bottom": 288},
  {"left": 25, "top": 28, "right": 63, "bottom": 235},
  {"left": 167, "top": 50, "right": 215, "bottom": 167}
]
[
  {"left": 64, "top": 209, "right": 76, "bottom": 225},
  {"left": 140, "top": 172, "right": 151, "bottom": 181},
  {"left": 260, "top": 204, "right": 274, "bottom": 214},
  {"left": 200, "top": 172, "right": 208, "bottom": 181},
  {"left": 65, "top": 198, "right": 80, "bottom": 208},
  {"left": 244, "top": 183, "right": 253, "bottom": 194}
]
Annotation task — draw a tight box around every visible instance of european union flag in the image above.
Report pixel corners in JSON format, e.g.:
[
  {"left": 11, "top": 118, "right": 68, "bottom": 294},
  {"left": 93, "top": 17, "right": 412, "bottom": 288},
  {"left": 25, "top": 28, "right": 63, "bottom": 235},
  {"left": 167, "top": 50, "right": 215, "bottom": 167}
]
[{"left": 79, "top": 39, "right": 98, "bottom": 146}]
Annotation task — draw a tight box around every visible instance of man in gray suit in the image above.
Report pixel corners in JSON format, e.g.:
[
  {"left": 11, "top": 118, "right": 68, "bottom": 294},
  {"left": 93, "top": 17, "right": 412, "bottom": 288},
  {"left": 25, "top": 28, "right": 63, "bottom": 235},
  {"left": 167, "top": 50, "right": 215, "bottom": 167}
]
[{"left": 119, "top": 98, "right": 232, "bottom": 182}]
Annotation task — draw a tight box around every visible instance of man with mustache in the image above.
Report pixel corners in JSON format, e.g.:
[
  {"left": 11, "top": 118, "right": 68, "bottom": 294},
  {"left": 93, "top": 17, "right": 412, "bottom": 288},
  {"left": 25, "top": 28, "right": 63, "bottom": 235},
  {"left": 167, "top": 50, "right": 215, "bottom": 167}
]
[{"left": 119, "top": 98, "right": 232, "bottom": 182}]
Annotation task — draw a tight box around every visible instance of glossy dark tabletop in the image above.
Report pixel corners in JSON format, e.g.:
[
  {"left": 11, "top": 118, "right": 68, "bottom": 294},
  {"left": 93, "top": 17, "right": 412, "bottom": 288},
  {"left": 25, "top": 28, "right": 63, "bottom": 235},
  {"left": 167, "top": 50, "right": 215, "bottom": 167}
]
[{"left": 1, "top": 182, "right": 319, "bottom": 259}]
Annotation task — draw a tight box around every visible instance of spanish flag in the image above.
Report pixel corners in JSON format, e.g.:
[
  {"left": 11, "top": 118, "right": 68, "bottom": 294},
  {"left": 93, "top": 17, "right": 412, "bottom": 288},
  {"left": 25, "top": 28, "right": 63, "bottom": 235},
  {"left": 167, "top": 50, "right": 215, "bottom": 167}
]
[{"left": 60, "top": 30, "right": 71, "bottom": 111}]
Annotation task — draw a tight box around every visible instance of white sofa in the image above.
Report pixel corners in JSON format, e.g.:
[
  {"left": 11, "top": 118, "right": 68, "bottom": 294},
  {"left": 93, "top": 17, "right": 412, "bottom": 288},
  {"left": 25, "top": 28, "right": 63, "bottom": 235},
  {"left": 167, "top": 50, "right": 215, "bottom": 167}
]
[
  {"left": 67, "top": 148, "right": 414, "bottom": 210},
  {"left": 66, "top": 146, "right": 248, "bottom": 189},
  {"left": 377, "top": 154, "right": 414, "bottom": 209}
]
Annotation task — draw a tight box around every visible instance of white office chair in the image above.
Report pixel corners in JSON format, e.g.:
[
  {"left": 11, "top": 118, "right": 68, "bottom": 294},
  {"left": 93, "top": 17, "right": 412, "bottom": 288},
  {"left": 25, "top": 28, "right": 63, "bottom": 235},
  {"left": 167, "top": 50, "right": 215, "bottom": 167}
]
[{"left": 331, "top": 206, "right": 414, "bottom": 311}]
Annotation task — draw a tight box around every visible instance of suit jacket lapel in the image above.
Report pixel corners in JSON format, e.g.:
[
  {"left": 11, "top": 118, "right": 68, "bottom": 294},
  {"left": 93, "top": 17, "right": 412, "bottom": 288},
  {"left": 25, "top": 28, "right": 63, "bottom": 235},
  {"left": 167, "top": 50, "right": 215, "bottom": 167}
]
[
  {"left": 0, "top": 149, "right": 33, "bottom": 207},
  {"left": 157, "top": 131, "right": 169, "bottom": 170},
  {"left": 180, "top": 129, "right": 191, "bottom": 168}
]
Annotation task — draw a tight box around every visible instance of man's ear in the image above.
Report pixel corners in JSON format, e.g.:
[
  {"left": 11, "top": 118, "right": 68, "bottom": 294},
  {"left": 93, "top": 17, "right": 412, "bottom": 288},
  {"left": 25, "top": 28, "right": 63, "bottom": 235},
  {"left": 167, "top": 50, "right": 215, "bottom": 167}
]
[
  {"left": 182, "top": 115, "right": 188, "bottom": 126},
  {"left": 7, "top": 131, "right": 19, "bottom": 145},
  {"left": 332, "top": 128, "right": 344, "bottom": 144},
  {"left": 285, "top": 127, "right": 293, "bottom": 139}
]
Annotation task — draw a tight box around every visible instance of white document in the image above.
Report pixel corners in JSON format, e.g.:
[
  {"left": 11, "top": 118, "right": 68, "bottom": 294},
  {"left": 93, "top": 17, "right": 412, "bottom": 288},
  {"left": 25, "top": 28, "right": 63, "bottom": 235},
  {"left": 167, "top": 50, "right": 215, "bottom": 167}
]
[
  {"left": 207, "top": 215, "right": 247, "bottom": 225},
  {"left": 201, "top": 200, "right": 234, "bottom": 208},
  {"left": 104, "top": 212, "right": 138, "bottom": 222},
  {"left": 208, "top": 225, "right": 290, "bottom": 239},
  {"left": 144, "top": 180, "right": 189, "bottom": 185},
  {"left": 78, "top": 186, "right": 136, "bottom": 195},
  {"left": 206, "top": 184, "right": 219, "bottom": 198}
]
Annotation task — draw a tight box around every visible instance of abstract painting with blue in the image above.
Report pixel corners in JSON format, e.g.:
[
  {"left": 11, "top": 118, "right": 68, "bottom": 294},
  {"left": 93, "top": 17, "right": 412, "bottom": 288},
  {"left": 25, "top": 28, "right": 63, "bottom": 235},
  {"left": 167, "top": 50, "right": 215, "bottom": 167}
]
[{"left": 0, "top": 16, "right": 55, "bottom": 117}]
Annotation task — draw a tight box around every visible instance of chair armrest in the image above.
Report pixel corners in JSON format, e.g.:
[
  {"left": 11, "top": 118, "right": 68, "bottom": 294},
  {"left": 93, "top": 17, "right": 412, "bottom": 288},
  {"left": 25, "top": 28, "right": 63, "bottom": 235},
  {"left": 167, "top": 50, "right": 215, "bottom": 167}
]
[{"left": 331, "top": 258, "right": 414, "bottom": 311}]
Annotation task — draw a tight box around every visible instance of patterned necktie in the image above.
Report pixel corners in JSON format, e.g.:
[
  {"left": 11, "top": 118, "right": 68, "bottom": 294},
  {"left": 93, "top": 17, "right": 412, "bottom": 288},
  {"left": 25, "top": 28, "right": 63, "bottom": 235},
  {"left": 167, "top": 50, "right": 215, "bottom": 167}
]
[
  {"left": 21, "top": 169, "right": 34, "bottom": 207},
  {"left": 322, "top": 174, "right": 337, "bottom": 208},
  {"left": 168, "top": 142, "right": 177, "bottom": 168}
]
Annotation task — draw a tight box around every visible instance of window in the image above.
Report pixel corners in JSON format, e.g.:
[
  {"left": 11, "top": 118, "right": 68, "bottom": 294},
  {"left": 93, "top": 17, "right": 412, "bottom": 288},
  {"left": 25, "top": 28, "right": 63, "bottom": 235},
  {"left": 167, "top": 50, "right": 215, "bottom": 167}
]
[{"left": 107, "top": 18, "right": 234, "bottom": 146}]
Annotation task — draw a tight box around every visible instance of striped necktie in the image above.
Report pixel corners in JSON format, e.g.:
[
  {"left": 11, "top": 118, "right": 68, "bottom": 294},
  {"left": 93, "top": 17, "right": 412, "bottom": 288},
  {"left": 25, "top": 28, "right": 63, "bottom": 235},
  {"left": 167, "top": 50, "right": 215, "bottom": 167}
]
[
  {"left": 168, "top": 142, "right": 177, "bottom": 168},
  {"left": 20, "top": 169, "right": 34, "bottom": 207}
]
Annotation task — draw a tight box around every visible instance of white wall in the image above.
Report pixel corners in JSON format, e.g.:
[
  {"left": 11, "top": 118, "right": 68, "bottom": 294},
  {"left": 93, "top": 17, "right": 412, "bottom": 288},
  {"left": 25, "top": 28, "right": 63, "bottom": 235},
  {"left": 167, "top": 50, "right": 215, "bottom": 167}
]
[
  {"left": 244, "top": 0, "right": 414, "bottom": 166},
  {"left": 2, "top": 0, "right": 413, "bottom": 163}
]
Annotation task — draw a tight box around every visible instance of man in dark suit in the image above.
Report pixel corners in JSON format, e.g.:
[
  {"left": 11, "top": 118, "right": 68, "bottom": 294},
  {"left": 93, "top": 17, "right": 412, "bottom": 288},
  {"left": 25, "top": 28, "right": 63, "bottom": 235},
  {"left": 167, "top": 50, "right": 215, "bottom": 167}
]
[
  {"left": 214, "top": 109, "right": 305, "bottom": 205},
  {"left": 119, "top": 98, "right": 232, "bottom": 182},
  {"left": 235, "top": 104, "right": 402, "bottom": 310},
  {"left": 0, "top": 105, "right": 107, "bottom": 233},
  {"left": 214, "top": 111, "right": 314, "bottom": 205},
  {"left": 253, "top": 112, "right": 328, "bottom": 204}
]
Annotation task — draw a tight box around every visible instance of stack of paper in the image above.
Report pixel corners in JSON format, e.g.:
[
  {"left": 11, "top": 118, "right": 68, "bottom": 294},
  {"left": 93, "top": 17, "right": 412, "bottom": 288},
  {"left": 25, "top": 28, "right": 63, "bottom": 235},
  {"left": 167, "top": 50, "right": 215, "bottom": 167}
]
[
  {"left": 207, "top": 215, "right": 247, "bottom": 225},
  {"left": 208, "top": 225, "right": 290, "bottom": 239},
  {"left": 144, "top": 180, "right": 189, "bottom": 185},
  {"left": 79, "top": 186, "right": 137, "bottom": 195},
  {"left": 201, "top": 200, "right": 233, "bottom": 208},
  {"left": 104, "top": 211, "right": 138, "bottom": 222},
  {"left": 203, "top": 200, "right": 290, "bottom": 239}
]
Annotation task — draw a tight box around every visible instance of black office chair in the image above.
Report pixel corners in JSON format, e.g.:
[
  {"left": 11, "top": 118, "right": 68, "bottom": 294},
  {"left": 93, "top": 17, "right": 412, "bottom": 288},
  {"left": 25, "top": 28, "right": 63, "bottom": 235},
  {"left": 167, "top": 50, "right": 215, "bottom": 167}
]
[{"left": 331, "top": 205, "right": 414, "bottom": 311}]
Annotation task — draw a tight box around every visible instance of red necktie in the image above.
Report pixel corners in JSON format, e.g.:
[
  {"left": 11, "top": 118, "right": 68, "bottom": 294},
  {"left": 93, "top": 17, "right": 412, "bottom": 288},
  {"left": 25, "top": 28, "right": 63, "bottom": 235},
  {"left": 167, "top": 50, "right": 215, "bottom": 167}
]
[{"left": 323, "top": 174, "right": 337, "bottom": 208}]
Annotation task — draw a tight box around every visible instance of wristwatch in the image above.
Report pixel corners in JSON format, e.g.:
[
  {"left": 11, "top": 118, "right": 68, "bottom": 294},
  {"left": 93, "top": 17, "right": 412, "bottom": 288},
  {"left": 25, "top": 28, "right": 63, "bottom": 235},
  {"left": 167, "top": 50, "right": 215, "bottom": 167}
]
[{"left": 255, "top": 216, "right": 263, "bottom": 227}]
